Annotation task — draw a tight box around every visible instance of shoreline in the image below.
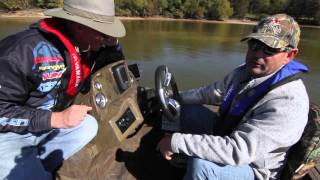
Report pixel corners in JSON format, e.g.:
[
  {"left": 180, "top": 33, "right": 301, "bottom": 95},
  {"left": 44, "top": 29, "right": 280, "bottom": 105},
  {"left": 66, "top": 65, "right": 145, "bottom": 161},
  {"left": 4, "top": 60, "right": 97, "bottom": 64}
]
[
  {"left": 0, "top": 8, "right": 256, "bottom": 26},
  {"left": 1, "top": 9, "right": 319, "bottom": 28},
  {"left": 119, "top": 16, "right": 256, "bottom": 25}
]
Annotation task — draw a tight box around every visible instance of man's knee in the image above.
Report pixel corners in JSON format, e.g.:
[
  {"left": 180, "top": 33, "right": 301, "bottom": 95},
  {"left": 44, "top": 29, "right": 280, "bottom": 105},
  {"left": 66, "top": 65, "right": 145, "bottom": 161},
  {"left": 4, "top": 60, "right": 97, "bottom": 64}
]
[
  {"left": 185, "top": 158, "right": 255, "bottom": 180},
  {"left": 184, "top": 158, "right": 218, "bottom": 180},
  {"left": 41, "top": 115, "right": 98, "bottom": 163},
  {"left": 81, "top": 114, "right": 98, "bottom": 140},
  {"left": 85, "top": 115, "right": 98, "bottom": 137}
]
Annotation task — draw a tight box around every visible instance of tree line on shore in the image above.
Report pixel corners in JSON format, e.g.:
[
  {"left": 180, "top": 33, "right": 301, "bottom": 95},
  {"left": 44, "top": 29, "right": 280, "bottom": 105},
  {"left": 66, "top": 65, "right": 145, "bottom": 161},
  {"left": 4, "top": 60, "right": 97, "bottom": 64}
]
[{"left": 1, "top": 0, "right": 319, "bottom": 25}]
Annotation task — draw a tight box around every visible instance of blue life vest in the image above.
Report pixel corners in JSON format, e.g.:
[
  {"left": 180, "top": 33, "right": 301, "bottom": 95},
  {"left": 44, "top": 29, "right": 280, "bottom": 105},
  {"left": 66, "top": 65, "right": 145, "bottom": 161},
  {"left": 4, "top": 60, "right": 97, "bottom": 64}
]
[{"left": 215, "top": 60, "right": 309, "bottom": 135}]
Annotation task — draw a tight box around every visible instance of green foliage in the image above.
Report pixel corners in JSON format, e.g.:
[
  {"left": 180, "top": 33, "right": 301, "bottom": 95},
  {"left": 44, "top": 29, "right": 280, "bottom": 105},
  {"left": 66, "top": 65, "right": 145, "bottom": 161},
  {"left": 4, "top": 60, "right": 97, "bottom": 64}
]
[
  {"left": 130, "top": 0, "right": 147, "bottom": 16},
  {"left": 286, "top": 0, "right": 320, "bottom": 24},
  {"left": 316, "top": 6, "right": 320, "bottom": 25},
  {"left": 183, "top": 0, "right": 199, "bottom": 18},
  {"left": 1, "top": 0, "right": 319, "bottom": 25},
  {"left": 231, "top": 0, "right": 249, "bottom": 18},
  {"left": 208, "top": 0, "right": 233, "bottom": 20},
  {"left": 160, "top": 0, "right": 185, "bottom": 18},
  {"left": 249, "top": 0, "right": 270, "bottom": 14},
  {"left": 115, "top": 7, "right": 132, "bottom": 16},
  {"left": 269, "top": 0, "right": 290, "bottom": 14},
  {"left": 286, "top": 0, "right": 304, "bottom": 17},
  {"left": 112, "top": 0, "right": 318, "bottom": 24},
  {"left": 159, "top": 0, "right": 168, "bottom": 9},
  {"left": 36, "top": 0, "right": 62, "bottom": 8},
  {"left": 115, "top": 0, "right": 131, "bottom": 16},
  {"left": 169, "top": 0, "right": 184, "bottom": 8},
  {"left": 172, "top": 9, "right": 185, "bottom": 18},
  {"left": 182, "top": 0, "right": 208, "bottom": 19},
  {"left": 115, "top": 0, "right": 156, "bottom": 16},
  {"left": 303, "top": 0, "right": 320, "bottom": 17},
  {"left": 0, "top": 0, "right": 31, "bottom": 10},
  {"left": 149, "top": 0, "right": 165, "bottom": 15}
]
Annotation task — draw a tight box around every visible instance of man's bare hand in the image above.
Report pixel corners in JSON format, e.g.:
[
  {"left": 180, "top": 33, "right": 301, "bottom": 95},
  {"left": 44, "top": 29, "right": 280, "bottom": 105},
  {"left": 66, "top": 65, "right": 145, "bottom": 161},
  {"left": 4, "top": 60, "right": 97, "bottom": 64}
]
[
  {"left": 157, "top": 134, "right": 174, "bottom": 160},
  {"left": 51, "top": 105, "right": 92, "bottom": 128}
]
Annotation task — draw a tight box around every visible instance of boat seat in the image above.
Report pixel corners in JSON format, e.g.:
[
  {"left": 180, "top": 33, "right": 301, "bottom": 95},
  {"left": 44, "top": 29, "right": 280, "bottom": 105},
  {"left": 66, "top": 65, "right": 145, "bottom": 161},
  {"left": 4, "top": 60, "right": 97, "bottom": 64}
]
[
  {"left": 281, "top": 103, "right": 320, "bottom": 180},
  {"left": 308, "top": 163, "right": 320, "bottom": 179}
]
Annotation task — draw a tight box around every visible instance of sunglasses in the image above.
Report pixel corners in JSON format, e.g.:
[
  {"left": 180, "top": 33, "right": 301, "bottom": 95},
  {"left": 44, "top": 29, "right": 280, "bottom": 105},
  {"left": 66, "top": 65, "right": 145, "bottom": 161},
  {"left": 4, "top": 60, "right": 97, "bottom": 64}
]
[{"left": 247, "top": 39, "right": 291, "bottom": 56}]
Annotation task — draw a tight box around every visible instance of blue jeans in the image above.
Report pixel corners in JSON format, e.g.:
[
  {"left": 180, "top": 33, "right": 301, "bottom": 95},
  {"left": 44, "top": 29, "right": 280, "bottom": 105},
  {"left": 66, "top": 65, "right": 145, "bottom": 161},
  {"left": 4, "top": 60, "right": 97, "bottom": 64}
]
[
  {"left": 180, "top": 105, "right": 255, "bottom": 180},
  {"left": 184, "top": 158, "right": 255, "bottom": 180},
  {"left": 0, "top": 114, "right": 98, "bottom": 180}
]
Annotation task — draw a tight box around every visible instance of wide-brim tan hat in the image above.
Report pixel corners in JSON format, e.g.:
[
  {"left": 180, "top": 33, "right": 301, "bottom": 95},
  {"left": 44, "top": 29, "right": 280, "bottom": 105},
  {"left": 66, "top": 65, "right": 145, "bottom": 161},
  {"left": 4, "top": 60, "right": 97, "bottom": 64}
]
[{"left": 44, "top": 0, "right": 126, "bottom": 38}]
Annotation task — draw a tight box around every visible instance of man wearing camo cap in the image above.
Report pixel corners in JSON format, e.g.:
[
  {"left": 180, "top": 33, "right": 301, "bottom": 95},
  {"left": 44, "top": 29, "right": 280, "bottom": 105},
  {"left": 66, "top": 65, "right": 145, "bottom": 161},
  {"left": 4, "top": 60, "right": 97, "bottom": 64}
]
[
  {"left": 243, "top": 13, "right": 300, "bottom": 49},
  {"left": 158, "top": 14, "right": 309, "bottom": 180}
]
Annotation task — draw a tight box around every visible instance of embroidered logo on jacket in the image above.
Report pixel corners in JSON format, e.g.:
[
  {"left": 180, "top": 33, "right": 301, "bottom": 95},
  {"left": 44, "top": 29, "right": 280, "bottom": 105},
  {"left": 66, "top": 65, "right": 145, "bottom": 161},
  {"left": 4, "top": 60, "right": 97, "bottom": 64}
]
[
  {"left": 32, "top": 41, "right": 66, "bottom": 110},
  {"left": 32, "top": 41, "right": 65, "bottom": 91},
  {"left": 0, "top": 117, "right": 29, "bottom": 126}
]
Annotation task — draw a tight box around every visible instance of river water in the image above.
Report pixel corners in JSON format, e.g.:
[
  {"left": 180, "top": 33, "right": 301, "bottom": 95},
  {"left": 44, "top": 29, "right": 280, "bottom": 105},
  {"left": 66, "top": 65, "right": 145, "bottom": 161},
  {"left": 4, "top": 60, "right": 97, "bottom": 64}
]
[{"left": 1, "top": 18, "right": 319, "bottom": 103}]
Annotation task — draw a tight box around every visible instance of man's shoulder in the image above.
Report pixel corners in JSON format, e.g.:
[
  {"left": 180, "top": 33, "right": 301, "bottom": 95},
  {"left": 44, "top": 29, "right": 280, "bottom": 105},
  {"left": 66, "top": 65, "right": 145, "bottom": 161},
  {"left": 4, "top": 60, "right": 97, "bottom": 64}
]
[
  {"left": 258, "top": 79, "right": 309, "bottom": 108},
  {"left": 0, "top": 28, "right": 44, "bottom": 50},
  {"left": 0, "top": 27, "right": 54, "bottom": 60},
  {"left": 269, "top": 79, "right": 308, "bottom": 97}
]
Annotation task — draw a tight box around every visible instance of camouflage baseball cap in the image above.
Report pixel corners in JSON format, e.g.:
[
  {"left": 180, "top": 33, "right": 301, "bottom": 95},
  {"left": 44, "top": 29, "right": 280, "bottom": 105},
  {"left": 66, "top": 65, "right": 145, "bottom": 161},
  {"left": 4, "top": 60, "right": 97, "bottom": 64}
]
[{"left": 241, "top": 14, "right": 300, "bottom": 49}]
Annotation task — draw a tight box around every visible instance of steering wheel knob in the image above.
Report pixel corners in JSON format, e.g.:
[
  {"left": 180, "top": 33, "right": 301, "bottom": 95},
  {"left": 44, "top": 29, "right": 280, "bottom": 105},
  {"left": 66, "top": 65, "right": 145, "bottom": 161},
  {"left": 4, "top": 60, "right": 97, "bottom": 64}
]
[
  {"left": 164, "top": 70, "right": 172, "bottom": 87},
  {"left": 168, "top": 98, "right": 181, "bottom": 120}
]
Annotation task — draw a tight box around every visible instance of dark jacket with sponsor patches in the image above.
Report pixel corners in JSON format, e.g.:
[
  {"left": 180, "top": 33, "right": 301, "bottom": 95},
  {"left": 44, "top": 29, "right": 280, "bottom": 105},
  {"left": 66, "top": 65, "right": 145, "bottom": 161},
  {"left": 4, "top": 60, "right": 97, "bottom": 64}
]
[{"left": 0, "top": 18, "right": 124, "bottom": 133}]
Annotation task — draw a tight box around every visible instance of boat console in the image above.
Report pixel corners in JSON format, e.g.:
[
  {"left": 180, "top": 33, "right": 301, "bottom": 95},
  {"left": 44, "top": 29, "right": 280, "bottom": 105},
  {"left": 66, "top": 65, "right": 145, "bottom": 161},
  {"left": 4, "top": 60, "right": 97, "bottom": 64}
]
[{"left": 73, "top": 60, "right": 144, "bottom": 151}]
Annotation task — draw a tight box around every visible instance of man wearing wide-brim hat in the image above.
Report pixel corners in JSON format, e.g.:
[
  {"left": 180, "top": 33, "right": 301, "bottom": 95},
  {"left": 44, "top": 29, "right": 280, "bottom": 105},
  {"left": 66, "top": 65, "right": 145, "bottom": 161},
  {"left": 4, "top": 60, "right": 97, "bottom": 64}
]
[{"left": 0, "top": 0, "right": 125, "bottom": 179}]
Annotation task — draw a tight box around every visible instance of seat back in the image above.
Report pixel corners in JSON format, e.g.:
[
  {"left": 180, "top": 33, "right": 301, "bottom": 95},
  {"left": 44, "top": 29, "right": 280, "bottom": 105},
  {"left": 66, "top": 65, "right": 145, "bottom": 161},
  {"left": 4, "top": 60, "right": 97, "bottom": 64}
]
[{"left": 281, "top": 103, "right": 320, "bottom": 179}]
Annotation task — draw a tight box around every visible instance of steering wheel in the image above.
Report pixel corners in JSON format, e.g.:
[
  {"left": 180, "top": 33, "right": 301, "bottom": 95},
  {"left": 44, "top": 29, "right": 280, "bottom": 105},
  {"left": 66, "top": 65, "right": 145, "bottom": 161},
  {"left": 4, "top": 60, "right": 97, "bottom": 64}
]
[{"left": 155, "top": 65, "right": 181, "bottom": 121}]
